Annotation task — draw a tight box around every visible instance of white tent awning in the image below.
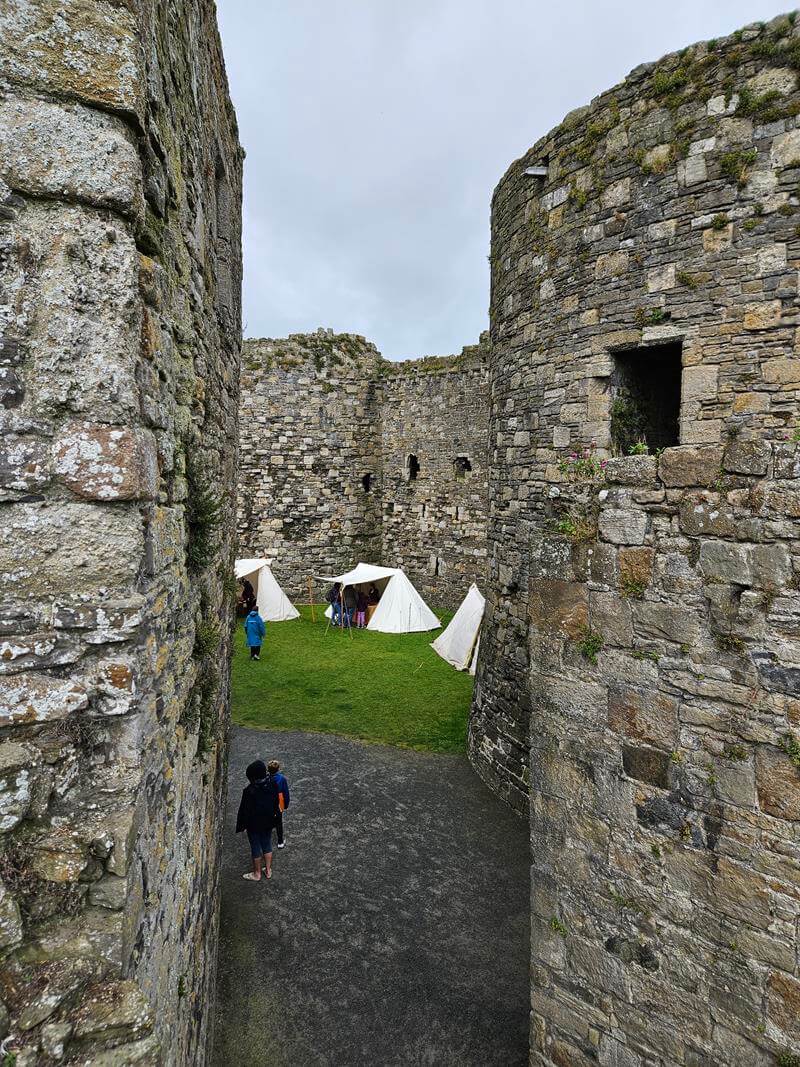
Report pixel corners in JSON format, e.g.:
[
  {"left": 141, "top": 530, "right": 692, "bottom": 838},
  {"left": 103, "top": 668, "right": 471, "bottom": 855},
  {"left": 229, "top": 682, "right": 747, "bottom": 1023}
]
[
  {"left": 431, "top": 583, "right": 484, "bottom": 670},
  {"left": 318, "top": 562, "right": 440, "bottom": 633},
  {"left": 235, "top": 558, "right": 300, "bottom": 622}
]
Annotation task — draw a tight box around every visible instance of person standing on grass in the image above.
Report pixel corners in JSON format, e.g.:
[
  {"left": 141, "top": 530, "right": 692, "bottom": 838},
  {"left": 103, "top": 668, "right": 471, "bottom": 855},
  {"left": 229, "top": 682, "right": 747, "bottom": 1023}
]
[
  {"left": 268, "top": 760, "right": 290, "bottom": 848},
  {"left": 239, "top": 576, "right": 256, "bottom": 613},
  {"left": 328, "top": 582, "right": 342, "bottom": 626},
  {"left": 236, "top": 759, "right": 280, "bottom": 881},
  {"left": 343, "top": 584, "right": 357, "bottom": 627},
  {"left": 355, "top": 588, "right": 368, "bottom": 629},
  {"left": 244, "top": 604, "right": 266, "bottom": 660}
]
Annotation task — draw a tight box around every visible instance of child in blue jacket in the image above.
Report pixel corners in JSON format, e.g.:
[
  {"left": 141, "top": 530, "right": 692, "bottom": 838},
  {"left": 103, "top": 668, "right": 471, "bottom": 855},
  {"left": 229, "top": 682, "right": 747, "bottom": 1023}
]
[
  {"left": 268, "top": 760, "right": 290, "bottom": 848},
  {"left": 244, "top": 607, "right": 266, "bottom": 660}
]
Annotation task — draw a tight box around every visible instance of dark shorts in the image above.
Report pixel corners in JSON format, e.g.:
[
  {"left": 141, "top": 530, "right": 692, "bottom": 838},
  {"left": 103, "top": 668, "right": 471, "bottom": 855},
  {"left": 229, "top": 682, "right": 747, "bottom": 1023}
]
[{"left": 247, "top": 829, "right": 273, "bottom": 857}]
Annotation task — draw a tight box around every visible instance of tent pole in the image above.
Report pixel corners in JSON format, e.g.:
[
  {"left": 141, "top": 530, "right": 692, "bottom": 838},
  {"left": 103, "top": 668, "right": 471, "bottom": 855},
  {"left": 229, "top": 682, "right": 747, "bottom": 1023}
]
[{"left": 307, "top": 575, "right": 316, "bottom": 622}]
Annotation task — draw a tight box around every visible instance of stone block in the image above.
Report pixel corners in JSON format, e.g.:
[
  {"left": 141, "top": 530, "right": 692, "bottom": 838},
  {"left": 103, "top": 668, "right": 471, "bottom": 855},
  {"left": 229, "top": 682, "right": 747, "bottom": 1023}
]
[
  {"left": 0, "top": 741, "right": 39, "bottom": 830},
  {"left": 774, "top": 443, "right": 800, "bottom": 479},
  {"left": 682, "top": 365, "right": 718, "bottom": 404},
  {"left": 648, "top": 220, "right": 677, "bottom": 240},
  {"left": 0, "top": 503, "right": 144, "bottom": 597},
  {"left": 0, "top": 97, "right": 143, "bottom": 220},
  {"left": 722, "top": 440, "right": 769, "bottom": 476},
  {"left": 767, "top": 971, "right": 800, "bottom": 1042},
  {"left": 756, "top": 243, "right": 787, "bottom": 276},
  {"left": 0, "top": 880, "right": 23, "bottom": 951},
  {"left": 677, "top": 156, "right": 707, "bottom": 186},
  {"left": 530, "top": 580, "right": 587, "bottom": 639},
  {"left": 678, "top": 496, "right": 736, "bottom": 538},
  {"left": 601, "top": 178, "right": 630, "bottom": 209},
  {"left": 88, "top": 875, "right": 128, "bottom": 910},
  {"left": 646, "top": 264, "right": 675, "bottom": 292},
  {"left": 762, "top": 357, "right": 800, "bottom": 385},
  {"left": 618, "top": 547, "right": 653, "bottom": 593},
  {"left": 0, "top": 0, "right": 144, "bottom": 116},
  {"left": 748, "top": 543, "right": 791, "bottom": 590},
  {"left": 756, "top": 744, "right": 800, "bottom": 821},
  {"left": 622, "top": 745, "right": 670, "bottom": 788},
  {"left": 702, "top": 224, "right": 733, "bottom": 252},
  {"left": 771, "top": 127, "right": 800, "bottom": 168},
  {"left": 699, "top": 541, "right": 751, "bottom": 584},
  {"left": 604, "top": 456, "right": 657, "bottom": 485},
  {"left": 743, "top": 301, "right": 782, "bottom": 331},
  {"left": 659, "top": 446, "right": 722, "bottom": 487},
  {"left": 590, "top": 592, "right": 632, "bottom": 647},
  {"left": 598, "top": 509, "right": 647, "bottom": 545},
  {"left": 53, "top": 423, "right": 158, "bottom": 501},
  {"left": 0, "top": 673, "right": 88, "bottom": 725},
  {"left": 71, "top": 979, "right": 153, "bottom": 1045},
  {"left": 715, "top": 856, "right": 772, "bottom": 927},
  {"left": 680, "top": 418, "right": 722, "bottom": 444},
  {"left": 608, "top": 686, "right": 678, "bottom": 747},
  {"left": 0, "top": 438, "right": 51, "bottom": 492},
  {"left": 631, "top": 602, "right": 700, "bottom": 645},
  {"left": 595, "top": 251, "right": 628, "bottom": 279}
]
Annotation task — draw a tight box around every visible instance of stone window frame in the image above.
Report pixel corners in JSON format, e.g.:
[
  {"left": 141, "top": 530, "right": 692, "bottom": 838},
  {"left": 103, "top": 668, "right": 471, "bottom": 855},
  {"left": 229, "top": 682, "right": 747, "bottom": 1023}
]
[
  {"left": 586, "top": 327, "right": 690, "bottom": 453},
  {"left": 406, "top": 453, "right": 420, "bottom": 482}
]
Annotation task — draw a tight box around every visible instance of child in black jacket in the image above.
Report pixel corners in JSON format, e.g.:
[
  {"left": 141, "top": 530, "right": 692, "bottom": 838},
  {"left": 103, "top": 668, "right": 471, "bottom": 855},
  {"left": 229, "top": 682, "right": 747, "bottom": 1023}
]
[{"left": 236, "top": 759, "right": 280, "bottom": 880}]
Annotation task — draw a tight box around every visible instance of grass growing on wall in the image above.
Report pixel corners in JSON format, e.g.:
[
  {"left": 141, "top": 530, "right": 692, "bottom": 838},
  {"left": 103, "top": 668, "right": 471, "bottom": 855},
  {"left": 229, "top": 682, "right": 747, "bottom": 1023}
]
[{"left": 230, "top": 606, "right": 473, "bottom": 753}]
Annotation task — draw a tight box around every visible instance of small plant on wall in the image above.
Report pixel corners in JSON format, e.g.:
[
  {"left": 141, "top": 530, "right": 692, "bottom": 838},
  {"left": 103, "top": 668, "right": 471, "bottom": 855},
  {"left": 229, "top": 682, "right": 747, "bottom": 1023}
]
[
  {"left": 577, "top": 626, "right": 603, "bottom": 664},
  {"left": 558, "top": 443, "right": 607, "bottom": 482},
  {"left": 553, "top": 506, "right": 597, "bottom": 544},
  {"left": 610, "top": 397, "right": 647, "bottom": 455}
]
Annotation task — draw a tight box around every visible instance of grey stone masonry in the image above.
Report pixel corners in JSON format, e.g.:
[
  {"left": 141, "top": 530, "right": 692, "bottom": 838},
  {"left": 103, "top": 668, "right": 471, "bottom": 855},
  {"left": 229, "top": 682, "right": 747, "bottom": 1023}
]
[
  {"left": 238, "top": 332, "right": 490, "bottom": 608},
  {"left": 481, "top": 13, "right": 800, "bottom": 1066},
  {"left": 0, "top": 2, "right": 242, "bottom": 1064}
]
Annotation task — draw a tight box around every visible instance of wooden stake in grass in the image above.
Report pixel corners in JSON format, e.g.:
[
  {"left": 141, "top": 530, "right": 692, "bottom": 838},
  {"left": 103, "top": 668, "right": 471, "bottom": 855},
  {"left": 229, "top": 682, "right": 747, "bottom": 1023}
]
[{"left": 307, "top": 576, "right": 316, "bottom": 622}]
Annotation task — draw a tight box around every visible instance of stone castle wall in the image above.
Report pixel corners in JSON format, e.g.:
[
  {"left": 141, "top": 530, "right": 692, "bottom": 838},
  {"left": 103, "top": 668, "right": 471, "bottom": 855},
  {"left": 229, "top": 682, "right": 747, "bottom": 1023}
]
[
  {"left": 238, "top": 333, "right": 489, "bottom": 608},
  {"left": 0, "top": 2, "right": 242, "bottom": 1064},
  {"left": 480, "top": 13, "right": 800, "bottom": 1066}
]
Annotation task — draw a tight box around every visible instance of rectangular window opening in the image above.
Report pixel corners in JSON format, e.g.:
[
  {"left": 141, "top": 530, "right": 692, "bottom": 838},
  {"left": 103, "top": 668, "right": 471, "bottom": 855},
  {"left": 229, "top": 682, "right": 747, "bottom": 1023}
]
[{"left": 610, "top": 342, "right": 682, "bottom": 455}]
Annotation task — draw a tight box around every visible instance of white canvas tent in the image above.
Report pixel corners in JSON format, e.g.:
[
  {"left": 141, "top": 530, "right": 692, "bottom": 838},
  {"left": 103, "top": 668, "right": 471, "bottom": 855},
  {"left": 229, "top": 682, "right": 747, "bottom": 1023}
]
[
  {"left": 318, "top": 562, "right": 440, "bottom": 633},
  {"left": 235, "top": 558, "right": 300, "bottom": 622},
  {"left": 431, "top": 583, "right": 484, "bottom": 671}
]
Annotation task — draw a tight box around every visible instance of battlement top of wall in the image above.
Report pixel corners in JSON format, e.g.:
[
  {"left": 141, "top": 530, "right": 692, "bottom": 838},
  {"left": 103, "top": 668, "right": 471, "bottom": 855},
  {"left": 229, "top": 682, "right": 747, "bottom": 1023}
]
[
  {"left": 243, "top": 330, "right": 490, "bottom": 378},
  {"left": 493, "top": 10, "right": 800, "bottom": 200},
  {"left": 243, "top": 330, "right": 383, "bottom": 374},
  {"left": 382, "top": 333, "right": 490, "bottom": 378}
]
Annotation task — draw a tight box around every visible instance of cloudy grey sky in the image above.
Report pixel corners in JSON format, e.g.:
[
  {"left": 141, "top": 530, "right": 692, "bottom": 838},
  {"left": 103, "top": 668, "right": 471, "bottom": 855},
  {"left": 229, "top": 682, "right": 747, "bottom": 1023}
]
[{"left": 217, "top": 1, "right": 790, "bottom": 360}]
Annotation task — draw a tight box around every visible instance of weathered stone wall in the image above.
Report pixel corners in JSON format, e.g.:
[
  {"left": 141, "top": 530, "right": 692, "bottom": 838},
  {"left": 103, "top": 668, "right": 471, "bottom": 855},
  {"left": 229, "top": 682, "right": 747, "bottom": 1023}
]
[
  {"left": 380, "top": 344, "right": 489, "bottom": 606},
  {"left": 238, "top": 332, "right": 384, "bottom": 595},
  {"left": 480, "top": 13, "right": 800, "bottom": 1065},
  {"left": 0, "top": 2, "right": 242, "bottom": 1064},
  {"left": 238, "top": 333, "right": 489, "bottom": 607}
]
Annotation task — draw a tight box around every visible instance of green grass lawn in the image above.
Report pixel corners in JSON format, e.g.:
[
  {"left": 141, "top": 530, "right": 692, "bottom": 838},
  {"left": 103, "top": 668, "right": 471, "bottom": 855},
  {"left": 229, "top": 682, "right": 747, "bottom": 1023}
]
[{"left": 231, "top": 606, "right": 473, "bottom": 753}]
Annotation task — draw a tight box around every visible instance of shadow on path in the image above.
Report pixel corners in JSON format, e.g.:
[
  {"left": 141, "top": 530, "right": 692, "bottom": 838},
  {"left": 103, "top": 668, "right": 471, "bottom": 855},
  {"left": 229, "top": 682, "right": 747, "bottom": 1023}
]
[{"left": 212, "top": 727, "right": 529, "bottom": 1066}]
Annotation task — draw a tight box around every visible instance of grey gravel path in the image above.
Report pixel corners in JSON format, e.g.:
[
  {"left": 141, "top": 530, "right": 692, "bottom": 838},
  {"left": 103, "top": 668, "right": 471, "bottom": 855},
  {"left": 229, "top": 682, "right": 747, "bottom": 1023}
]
[{"left": 212, "top": 727, "right": 529, "bottom": 1067}]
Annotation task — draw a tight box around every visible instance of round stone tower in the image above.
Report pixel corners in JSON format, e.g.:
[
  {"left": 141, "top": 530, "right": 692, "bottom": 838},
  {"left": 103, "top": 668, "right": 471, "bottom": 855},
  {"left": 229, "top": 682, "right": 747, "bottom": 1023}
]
[{"left": 471, "top": 14, "right": 800, "bottom": 1064}]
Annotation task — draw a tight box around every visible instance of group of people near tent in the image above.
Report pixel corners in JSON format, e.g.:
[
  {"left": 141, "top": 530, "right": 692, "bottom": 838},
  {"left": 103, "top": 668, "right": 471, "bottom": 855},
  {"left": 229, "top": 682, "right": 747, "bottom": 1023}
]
[
  {"left": 326, "top": 580, "right": 381, "bottom": 628},
  {"left": 234, "top": 556, "right": 485, "bottom": 670}
]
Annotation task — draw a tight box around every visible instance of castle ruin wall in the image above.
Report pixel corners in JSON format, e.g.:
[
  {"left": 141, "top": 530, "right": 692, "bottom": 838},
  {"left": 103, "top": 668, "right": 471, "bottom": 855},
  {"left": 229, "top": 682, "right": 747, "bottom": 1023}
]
[
  {"left": 480, "top": 14, "right": 800, "bottom": 1065},
  {"left": 237, "top": 333, "right": 490, "bottom": 608},
  {"left": 0, "top": 2, "right": 242, "bottom": 1062}
]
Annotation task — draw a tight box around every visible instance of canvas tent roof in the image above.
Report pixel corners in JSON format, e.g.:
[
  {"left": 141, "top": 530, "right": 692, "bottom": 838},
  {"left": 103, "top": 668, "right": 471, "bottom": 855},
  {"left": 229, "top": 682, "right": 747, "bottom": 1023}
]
[
  {"left": 235, "top": 558, "right": 299, "bottom": 622},
  {"left": 431, "top": 583, "right": 484, "bottom": 670},
  {"left": 317, "top": 562, "right": 440, "bottom": 633}
]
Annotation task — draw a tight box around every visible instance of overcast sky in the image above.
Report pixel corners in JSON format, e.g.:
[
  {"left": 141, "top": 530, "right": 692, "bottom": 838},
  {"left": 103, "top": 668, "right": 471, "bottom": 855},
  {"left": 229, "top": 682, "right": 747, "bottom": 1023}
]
[{"left": 217, "top": 1, "right": 790, "bottom": 360}]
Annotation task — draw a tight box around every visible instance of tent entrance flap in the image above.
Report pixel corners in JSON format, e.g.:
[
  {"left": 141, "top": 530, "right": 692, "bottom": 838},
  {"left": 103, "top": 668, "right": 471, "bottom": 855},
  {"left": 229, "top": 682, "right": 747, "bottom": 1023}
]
[{"left": 235, "top": 558, "right": 299, "bottom": 622}]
